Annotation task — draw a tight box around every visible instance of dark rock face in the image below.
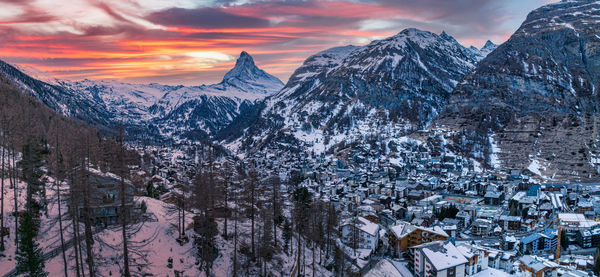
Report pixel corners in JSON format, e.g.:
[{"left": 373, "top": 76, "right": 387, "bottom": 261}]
[
  {"left": 438, "top": 0, "right": 600, "bottom": 181},
  {"left": 276, "top": 28, "right": 480, "bottom": 127}
]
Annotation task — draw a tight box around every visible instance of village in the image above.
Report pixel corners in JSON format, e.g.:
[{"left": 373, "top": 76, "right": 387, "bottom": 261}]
[{"left": 108, "top": 122, "right": 599, "bottom": 277}]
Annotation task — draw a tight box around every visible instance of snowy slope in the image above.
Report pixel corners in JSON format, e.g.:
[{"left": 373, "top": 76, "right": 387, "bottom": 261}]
[
  {"left": 0, "top": 52, "right": 283, "bottom": 141},
  {"left": 468, "top": 40, "right": 499, "bottom": 61},
  {"left": 236, "top": 29, "right": 493, "bottom": 154},
  {"left": 0, "top": 172, "right": 331, "bottom": 277}
]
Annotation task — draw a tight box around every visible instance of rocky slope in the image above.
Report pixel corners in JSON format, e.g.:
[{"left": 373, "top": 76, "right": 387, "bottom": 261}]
[
  {"left": 436, "top": 0, "right": 600, "bottom": 181},
  {"left": 236, "top": 29, "right": 490, "bottom": 153}
]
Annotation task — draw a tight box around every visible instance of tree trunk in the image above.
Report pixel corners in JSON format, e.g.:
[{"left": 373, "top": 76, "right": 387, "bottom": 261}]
[
  {"left": 118, "top": 129, "right": 131, "bottom": 277},
  {"left": 223, "top": 179, "right": 228, "bottom": 239},
  {"left": 296, "top": 234, "right": 301, "bottom": 276},
  {"left": 312, "top": 241, "right": 316, "bottom": 277},
  {"left": 232, "top": 191, "right": 238, "bottom": 277},
  {"left": 302, "top": 237, "right": 306, "bottom": 276},
  {"left": 251, "top": 181, "right": 255, "bottom": 259},
  {"left": 71, "top": 193, "right": 82, "bottom": 277},
  {"left": 11, "top": 148, "right": 18, "bottom": 247},
  {"left": 82, "top": 157, "right": 95, "bottom": 277},
  {"left": 57, "top": 173, "right": 68, "bottom": 277},
  {"left": 273, "top": 202, "right": 278, "bottom": 247},
  {"left": 120, "top": 175, "right": 130, "bottom": 277},
  {"left": 1, "top": 132, "right": 5, "bottom": 252},
  {"left": 177, "top": 204, "right": 181, "bottom": 238},
  {"left": 55, "top": 134, "right": 68, "bottom": 277},
  {"left": 181, "top": 201, "right": 185, "bottom": 237}
]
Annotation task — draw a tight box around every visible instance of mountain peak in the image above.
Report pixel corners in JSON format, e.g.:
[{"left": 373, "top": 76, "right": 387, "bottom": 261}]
[
  {"left": 440, "top": 31, "right": 452, "bottom": 40},
  {"left": 223, "top": 51, "right": 257, "bottom": 81},
  {"left": 397, "top": 28, "right": 431, "bottom": 37},
  {"left": 220, "top": 51, "right": 283, "bottom": 92},
  {"left": 237, "top": 51, "right": 254, "bottom": 65},
  {"left": 482, "top": 40, "right": 497, "bottom": 51}
]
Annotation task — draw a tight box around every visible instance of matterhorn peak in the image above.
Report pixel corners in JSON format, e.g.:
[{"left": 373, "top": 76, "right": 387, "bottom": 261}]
[
  {"left": 220, "top": 51, "right": 283, "bottom": 93},
  {"left": 222, "top": 51, "right": 258, "bottom": 82}
]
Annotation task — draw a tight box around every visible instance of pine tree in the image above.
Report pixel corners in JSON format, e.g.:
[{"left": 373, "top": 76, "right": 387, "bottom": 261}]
[{"left": 15, "top": 213, "right": 47, "bottom": 277}]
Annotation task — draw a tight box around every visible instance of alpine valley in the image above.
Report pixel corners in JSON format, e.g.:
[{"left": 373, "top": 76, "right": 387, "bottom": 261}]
[
  {"left": 4, "top": 1, "right": 600, "bottom": 277},
  {"left": 3, "top": 1, "right": 600, "bottom": 182}
]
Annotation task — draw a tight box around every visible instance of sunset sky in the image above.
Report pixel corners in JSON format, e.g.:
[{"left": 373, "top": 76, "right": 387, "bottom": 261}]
[{"left": 0, "top": 0, "right": 558, "bottom": 85}]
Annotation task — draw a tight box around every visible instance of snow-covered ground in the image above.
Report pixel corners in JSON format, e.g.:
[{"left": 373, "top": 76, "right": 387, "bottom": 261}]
[{"left": 0, "top": 174, "right": 334, "bottom": 276}]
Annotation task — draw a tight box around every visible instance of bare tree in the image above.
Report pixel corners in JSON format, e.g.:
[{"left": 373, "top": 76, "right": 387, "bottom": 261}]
[
  {"left": 11, "top": 147, "right": 19, "bottom": 247},
  {"left": 222, "top": 161, "right": 232, "bottom": 240},
  {"left": 247, "top": 167, "right": 259, "bottom": 259},
  {"left": 232, "top": 179, "right": 240, "bottom": 277},
  {"left": 270, "top": 175, "right": 282, "bottom": 248},
  {"left": 54, "top": 131, "right": 68, "bottom": 277},
  {"left": 258, "top": 207, "right": 275, "bottom": 276},
  {"left": 82, "top": 144, "right": 95, "bottom": 277},
  {"left": 1, "top": 119, "right": 6, "bottom": 252},
  {"left": 117, "top": 127, "right": 131, "bottom": 277},
  {"left": 69, "top": 168, "right": 83, "bottom": 277}
]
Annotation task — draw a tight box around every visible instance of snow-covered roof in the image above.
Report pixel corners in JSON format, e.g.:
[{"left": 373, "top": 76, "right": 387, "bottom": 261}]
[
  {"left": 390, "top": 222, "right": 448, "bottom": 239},
  {"left": 343, "top": 217, "right": 380, "bottom": 236},
  {"left": 364, "top": 259, "right": 410, "bottom": 277},
  {"left": 469, "top": 268, "right": 513, "bottom": 277},
  {"left": 559, "top": 213, "right": 587, "bottom": 222},
  {"left": 456, "top": 244, "right": 475, "bottom": 259},
  {"left": 520, "top": 255, "right": 558, "bottom": 272},
  {"left": 415, "top": 241, "right": 468, "bottom": 271}
]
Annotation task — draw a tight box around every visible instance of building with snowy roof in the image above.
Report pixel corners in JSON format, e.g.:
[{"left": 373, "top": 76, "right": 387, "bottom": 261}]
[
  {"left": 389, "top": 221, "right": 449, "bottom": 253},
  {"left": 411, "top": 241, "right": 467, "bottom": 277},
  {"left": 519, "top": 255, "right": 558, "bottom": 277},
  {"left": 341, "top": 216, "right": 380, "bottom": 250}
]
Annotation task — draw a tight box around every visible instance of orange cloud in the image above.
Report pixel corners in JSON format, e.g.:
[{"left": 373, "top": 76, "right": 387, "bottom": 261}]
[{"left": 0, "top": 0, "right": 550, "bottom": 85}]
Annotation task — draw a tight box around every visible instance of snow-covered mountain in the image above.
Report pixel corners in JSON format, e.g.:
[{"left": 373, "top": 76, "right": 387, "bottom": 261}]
[
  {"left": 436, "top": 0, "right": 600, "bottom": 181},
  {"left": 235, "top": 29, "right": 492, "bottom": 153},
  {"left": 0, "top": 59, "right": 115, "bottom": 129},
  {"left": 468, "top": 40, "right": 498, "bottom": 60},
  {"left": 0, "top": 52, "right": 283, "bottom": 141}
]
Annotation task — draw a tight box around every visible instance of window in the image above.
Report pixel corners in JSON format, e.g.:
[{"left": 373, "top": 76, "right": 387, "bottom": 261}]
[{"left": 447, "top": 267, "right": 455, "bottom": 277}]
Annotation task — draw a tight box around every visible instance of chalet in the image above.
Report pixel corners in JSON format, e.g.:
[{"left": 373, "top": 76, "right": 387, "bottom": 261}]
[
  {"left": 73, "top": 170, "right": 135, "bottom": 227},
  {"left": 519, "top": 256, "right": 558, "bottom": 277},
  {"left": 389, "top": 222, "right": 448, "bottom": 253},
  {"left": 501, "top": 235, "right": 518, "bottom": 251}
]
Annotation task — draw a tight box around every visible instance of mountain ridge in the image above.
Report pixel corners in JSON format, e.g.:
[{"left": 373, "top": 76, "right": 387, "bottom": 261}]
[
  {"left": 233, "top": 28, "right": 494, "bottom": 154},
  {"left": 435, "top": 0, "right": 600, "bottom": 181},
  {"left": 0, "top": 52, "right": 284, "bottom": 141}
]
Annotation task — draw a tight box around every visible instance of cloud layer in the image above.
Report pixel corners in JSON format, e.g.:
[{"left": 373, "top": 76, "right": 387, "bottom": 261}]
[{"left": 0, "top": 0, "right": 556, "bottom": 85}]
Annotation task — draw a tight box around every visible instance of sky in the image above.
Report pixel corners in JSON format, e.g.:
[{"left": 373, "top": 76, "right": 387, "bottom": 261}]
[{"left": 0, "top": 0, "right": 559, "bottom": 85}]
